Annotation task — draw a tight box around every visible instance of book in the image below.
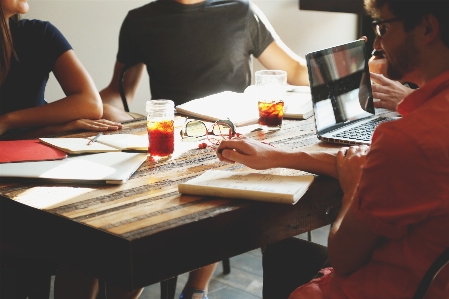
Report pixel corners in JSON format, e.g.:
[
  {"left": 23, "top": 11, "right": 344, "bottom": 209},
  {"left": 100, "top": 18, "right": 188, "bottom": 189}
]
[
  {"left": 245, "top": 85, "right": 313, "bottom": 120},
  {"left": 176, "top": 91, "right": 259, "bottom": 127},
  {"left": 0, "top": 139, "right": 67, "bottom": 163},
  {"left": 178, "top": 170, "right": 315, "bottom": 205},
  {"left": 175, "top": 89, "right": 313, "bottom": 127},
  {"left": 283, "top": 89, "right": 313, "bottom": 119},
  {"left": 39, "top": 134, "right": 148, "bottom": 154}
]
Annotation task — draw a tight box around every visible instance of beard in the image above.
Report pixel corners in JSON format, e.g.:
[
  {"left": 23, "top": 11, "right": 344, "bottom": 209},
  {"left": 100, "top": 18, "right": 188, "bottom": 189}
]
[{"left": 385, "top": 33, "right": 419, "bottom": 81}]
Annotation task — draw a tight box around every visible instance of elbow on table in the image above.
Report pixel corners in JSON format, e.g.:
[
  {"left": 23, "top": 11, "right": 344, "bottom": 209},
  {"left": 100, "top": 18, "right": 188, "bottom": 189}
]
[{"left": 82, "top": 93, "right": 103, "bottom": 120}]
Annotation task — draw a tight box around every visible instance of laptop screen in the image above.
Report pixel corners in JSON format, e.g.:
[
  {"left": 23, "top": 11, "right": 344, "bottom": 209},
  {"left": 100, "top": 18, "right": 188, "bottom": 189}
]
[{"left": 306, "top": 40, "right": 374, "bottom": 134}]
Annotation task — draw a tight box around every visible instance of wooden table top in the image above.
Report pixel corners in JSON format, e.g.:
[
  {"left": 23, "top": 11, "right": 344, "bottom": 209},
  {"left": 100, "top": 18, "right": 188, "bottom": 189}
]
[{"left": 0, "top": 116, "right": 343, "bottom": 291}]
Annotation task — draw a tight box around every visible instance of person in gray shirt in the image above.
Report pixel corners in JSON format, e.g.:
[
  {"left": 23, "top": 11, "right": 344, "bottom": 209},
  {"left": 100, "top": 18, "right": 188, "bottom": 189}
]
[{"left": 100, "top": 0, "right": 309, "bottom": 123}]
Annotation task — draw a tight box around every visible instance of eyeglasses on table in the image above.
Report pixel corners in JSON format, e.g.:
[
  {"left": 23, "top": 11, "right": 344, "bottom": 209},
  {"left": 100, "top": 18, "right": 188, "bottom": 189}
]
[{"left": 180, "top": 118, "right": 238, "bottom": 145}]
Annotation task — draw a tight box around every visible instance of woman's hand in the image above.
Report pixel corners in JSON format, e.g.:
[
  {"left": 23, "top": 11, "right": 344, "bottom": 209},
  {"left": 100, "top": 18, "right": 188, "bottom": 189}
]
[
  {"left": 51, "top": 118, "right": 122, "bottom": 133},
  {"left": 0, "top": 118, "right": 123, "bottom": 139}
]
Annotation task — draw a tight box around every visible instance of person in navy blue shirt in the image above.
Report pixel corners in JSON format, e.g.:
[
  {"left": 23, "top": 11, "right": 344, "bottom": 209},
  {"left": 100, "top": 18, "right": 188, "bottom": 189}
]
[
  {"left": 0, "top": 1, "right": 144, "bottom": 298},
  {"left": 0, "top": 0, "right": 121, "bottom": 139}
]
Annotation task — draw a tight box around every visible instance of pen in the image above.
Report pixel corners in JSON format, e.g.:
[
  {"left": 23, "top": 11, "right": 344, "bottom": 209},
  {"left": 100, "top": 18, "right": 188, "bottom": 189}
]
[{"left": 87, "top": 132, "right": 103, "bottom": 145}]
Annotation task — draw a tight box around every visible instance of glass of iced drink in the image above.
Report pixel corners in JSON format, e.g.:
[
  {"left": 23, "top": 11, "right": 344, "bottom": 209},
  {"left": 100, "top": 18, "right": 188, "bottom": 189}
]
[
  {"left": 255, "top": 70, "right": 287, "bottom": 130},
  {"left": 146, "top": 100, "right": 175, "bottom": 161}
]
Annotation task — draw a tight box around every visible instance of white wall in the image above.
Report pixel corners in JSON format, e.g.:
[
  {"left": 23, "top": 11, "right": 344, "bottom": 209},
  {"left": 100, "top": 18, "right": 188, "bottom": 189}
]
[{"left": 26, "top": 0, "right": 357, "bottom": 115}]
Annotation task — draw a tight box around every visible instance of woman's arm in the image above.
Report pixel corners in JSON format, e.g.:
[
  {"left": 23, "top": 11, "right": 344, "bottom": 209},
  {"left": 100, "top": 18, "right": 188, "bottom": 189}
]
[
  {"left": 99, "top": 61, "right": 146, "bottom": 122},
  {"left": 0, "top": 50, "right": 120, "bottom": 136}
]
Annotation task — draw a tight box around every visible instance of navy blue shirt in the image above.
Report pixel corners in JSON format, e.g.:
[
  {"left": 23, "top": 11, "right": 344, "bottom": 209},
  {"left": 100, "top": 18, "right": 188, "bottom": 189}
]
[
  {"left": 0, "top": 19, "right": 72, "bottom": 116},
  {"left": 118, "top": 0, "right": 274, "bottom": 105}
]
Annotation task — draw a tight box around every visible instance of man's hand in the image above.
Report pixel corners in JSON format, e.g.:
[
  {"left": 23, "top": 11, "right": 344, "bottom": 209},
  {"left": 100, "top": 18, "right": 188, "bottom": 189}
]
[
  {"left": 370, "top": 72, "right": 414, "bottom": 111},
  {"left": 336, "top": 145, "right": 369, "bottom": 205},
  {"left": 216, "top": 136, "right": 281, "bottom": 170}
]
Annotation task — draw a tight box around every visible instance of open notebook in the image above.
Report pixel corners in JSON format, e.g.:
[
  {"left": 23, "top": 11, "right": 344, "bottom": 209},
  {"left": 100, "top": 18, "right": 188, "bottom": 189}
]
[
  {"left": 0, "top": 152, "right": 147, "bottom": 184},
  {"left": 40, "top": 134, "right": 148, "bottom": 154}
]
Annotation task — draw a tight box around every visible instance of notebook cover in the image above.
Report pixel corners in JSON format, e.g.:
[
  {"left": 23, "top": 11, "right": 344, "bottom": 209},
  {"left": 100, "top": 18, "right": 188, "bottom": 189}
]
[
  {"left": 0, "top": 139, "right": 67, "bottom": 163},
  {"left": 0, "top": 152, "right": 147, "bottom": 185}
]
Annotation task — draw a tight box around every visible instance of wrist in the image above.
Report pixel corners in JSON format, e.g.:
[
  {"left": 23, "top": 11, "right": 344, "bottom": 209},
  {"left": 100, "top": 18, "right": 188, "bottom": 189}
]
[
  {"left": 274, "top": 148, "right": 296, "bottom": 168},
  {"left": 278, "top": 150, "right": 338, "bottom": 178},
  {"left": 0, "top": 113, "right": 13, "bottom": 134}
]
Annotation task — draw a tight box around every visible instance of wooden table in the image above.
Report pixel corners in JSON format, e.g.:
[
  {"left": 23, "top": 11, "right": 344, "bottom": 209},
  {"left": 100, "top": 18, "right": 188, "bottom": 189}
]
[{"left": 0, "top": 117, "right": 343, "bottom": 291}]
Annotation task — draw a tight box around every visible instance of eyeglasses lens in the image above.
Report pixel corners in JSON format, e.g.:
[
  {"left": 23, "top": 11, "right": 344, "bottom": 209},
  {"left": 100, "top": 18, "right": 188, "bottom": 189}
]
[
  {"left": 212, "top": 123, "right": 232, "bottom": 138},
  {"left": 185, "top": 120, "right": 207, "bottom": 137},
  {"left": 183, "top": 119, "right": 235, "bottom": 145},
  {"left": 373, "top": 18, "right": 400, "bottom": 38},
  {"left": 377, "top": 24, "right": 386, "bottom": 37}
]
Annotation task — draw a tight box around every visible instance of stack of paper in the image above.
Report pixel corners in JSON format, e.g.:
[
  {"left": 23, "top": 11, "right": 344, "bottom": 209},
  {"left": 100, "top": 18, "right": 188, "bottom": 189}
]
[
  {"left": 175, "top": 88, "right": 313, "bottom": 127},
  {"left": 176, "top": 91, "right": 259, "bottom": 127},
  {"left": 1, "top": 135, "right": 148, "bottom": 185},
  {"left": 0, "top": 152, "right": 147, "bottom": 184}
]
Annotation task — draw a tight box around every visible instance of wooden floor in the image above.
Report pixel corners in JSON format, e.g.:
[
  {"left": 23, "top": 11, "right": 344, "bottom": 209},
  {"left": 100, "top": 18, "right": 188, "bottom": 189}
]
[{"left": 49, "top": 226, "right": 330, "bottom": 299}]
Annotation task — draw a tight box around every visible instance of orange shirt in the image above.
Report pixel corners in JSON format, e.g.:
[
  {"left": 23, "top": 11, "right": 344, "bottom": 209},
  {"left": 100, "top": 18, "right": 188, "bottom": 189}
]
[{"left": 291, "top": 70, "right": 449, "bottom": 299}]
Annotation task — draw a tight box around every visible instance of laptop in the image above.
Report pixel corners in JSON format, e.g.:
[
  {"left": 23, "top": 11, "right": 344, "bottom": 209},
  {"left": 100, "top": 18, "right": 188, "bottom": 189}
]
[
  {"left": 306, "top": 39, "right": 397, "bottom": 145},
  {"left": 0, "top": 152, "right": 147, "bottom": 184}
]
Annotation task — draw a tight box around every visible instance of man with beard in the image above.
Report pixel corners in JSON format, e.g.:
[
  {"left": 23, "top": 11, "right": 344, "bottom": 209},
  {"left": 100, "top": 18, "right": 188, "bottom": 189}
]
[{"left": 215, "top": 0, "right": 449, "bottom": 298}]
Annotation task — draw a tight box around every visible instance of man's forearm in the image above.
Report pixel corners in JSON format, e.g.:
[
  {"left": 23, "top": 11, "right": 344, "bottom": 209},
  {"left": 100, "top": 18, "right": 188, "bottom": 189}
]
[{"left": 277, "top": 149, "right": 338, "bottom": 178}]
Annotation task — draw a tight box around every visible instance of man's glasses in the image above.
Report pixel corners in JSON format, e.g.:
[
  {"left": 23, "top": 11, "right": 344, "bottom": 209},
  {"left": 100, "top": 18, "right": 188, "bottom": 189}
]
[
  {"left": 372, "top": 17, "right": 401, "bottom": 38},
  {"left": 180, "top": 119, "right": 237, "bottom": 145}
]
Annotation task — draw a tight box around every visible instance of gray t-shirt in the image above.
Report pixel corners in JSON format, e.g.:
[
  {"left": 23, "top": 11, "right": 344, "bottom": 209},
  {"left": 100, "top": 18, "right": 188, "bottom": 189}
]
[{"left": 117, "top": 0, "right": 274, "bottom": 105}]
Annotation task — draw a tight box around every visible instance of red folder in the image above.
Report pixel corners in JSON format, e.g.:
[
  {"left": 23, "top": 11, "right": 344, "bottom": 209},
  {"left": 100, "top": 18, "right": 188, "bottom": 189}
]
[{"left": 0, "top": 139, "right": 67, "bottom": 163}]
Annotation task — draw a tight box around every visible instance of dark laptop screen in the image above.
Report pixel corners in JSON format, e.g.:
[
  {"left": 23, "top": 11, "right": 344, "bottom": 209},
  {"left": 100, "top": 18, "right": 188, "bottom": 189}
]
[{"left": 306, "top": 40, "right": 374, "bottom": 133}]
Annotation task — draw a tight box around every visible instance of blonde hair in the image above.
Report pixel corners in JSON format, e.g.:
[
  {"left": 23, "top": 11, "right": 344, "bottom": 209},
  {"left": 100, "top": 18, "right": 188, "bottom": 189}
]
[{"left": 0, "top": 5, "right": 19, "bottom": 84}]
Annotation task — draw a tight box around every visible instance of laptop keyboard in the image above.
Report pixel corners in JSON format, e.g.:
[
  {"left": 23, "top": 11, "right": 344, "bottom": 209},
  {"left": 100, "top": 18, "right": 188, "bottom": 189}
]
[{"left": 333, "top": 117, "right": 393, "bottom": 142}]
